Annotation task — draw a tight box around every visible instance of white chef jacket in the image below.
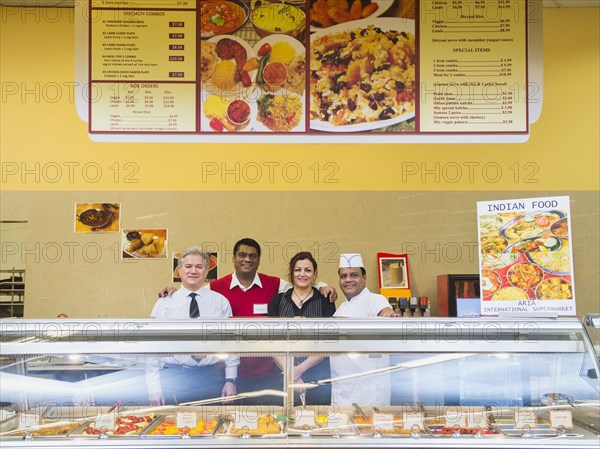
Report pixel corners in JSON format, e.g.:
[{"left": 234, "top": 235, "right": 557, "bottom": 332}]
[{"left": 330, "top": 288, "right": 392, "bottom": 406}]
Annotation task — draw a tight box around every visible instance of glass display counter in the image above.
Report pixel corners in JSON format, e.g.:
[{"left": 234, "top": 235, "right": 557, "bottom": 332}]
[{"left": 1, "top": 317, "right": 598, "bottom": 448}]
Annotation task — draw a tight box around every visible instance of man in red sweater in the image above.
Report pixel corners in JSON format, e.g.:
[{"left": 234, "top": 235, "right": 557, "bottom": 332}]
[{"left": 160, "top": 238, "right": 336, "bottom": 404}]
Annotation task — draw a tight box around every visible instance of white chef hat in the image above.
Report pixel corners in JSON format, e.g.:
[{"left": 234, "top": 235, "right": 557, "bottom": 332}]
[{"left": 339, "top": 253, "right": 365, "bottom": 268}]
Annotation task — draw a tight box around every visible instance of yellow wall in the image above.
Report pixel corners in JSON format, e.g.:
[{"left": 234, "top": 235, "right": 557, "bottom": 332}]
[{"left": 0, "top": 7, "right": 598, "bottom": 317}]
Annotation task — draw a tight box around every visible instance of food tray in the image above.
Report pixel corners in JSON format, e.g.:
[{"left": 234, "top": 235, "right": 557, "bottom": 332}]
[
  {"left": 354, "top": 416, "right": 427, "bottom": 438},
  {"left": 493, "top": 423, "right": 560, "bottom": 438},
  {"left": 287, "top": 412, "right": 357, "bottom": 436},
  {"left": 0, "top": 413, "right": 18, "bottom": 433},
  {"left": 426, "top": 424, "right": 501, "bottom": 438},
  {"left": 70, "top": 414, "right": 157, "bottom": 438},
  {"left": 217, "top": 413, "right": 284, "bottom": 437},
  {"left": 142, "top": 414, "right": 220, "bottom": 438},
  {"left": 0, "top": 421, "right": 85, "bottom": 439}
]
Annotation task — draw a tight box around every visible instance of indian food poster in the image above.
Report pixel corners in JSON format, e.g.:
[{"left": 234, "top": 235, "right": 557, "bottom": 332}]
[
  {"left": 477, "top": 196, "right": 575, "bottom": 316},
  {"left": 78, "top": 0, "right": 532, "bottom": 141},
  {"left": 74, "top": 203, "right": 121, "bottom": 233}
]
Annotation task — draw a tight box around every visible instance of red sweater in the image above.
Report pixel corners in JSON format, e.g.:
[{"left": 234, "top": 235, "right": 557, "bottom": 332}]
[{"left": 210, "top": 273, "right": 280, "bottom": 377}]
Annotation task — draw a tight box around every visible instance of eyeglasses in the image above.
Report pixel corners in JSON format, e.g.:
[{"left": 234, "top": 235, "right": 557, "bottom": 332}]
[{"left": 236, "top": 252, "right": 259, "bottom": 260}]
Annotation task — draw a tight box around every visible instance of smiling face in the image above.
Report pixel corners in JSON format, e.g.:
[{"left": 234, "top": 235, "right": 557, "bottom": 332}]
[
  {"left": 179, "top": 254, "right": 209, "bottom": 290},
  {"left": 292, "top": 258, "right": 316, "bottom": 289},
  {"left": 232, "top": 244, "right": 260, "bottom": 278},
  {"left": 338, "top": 267, "right": 367, "bottom": 300}
]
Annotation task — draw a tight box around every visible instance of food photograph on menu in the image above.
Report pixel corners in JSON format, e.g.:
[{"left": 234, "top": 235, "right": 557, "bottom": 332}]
[
  {"left": 74, "top": 203, "right": 121, "bottom": 233},
  {"left": 122, "top": 229, "right": 168, "bottom": 259},
  {"left": 477, "top": 196, "right": 575, "bottom": 316},
  {"left": 198, "top": 0, "right": 417, "bottom": 133}
]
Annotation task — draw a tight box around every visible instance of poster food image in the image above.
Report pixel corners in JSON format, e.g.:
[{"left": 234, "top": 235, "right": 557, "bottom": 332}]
[
  {"left": 80, "top": 0, "right": 532, "bottom": 142},
  {"left": 477, "top": 196, "right": 575, "bottom": 316},
  {"left": 122, "top": 229, "right": 168, "bottom": 259},
  {"left": 74, "top": 203, "right": 121, "bottom": 233}
]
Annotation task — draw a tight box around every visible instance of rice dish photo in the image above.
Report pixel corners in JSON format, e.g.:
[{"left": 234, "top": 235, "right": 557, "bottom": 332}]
[
  {"left": 310, "top": 22, "right": 415, "bottom": 128},
  {"left": 528, "top": 239, "right": 571, "bottom": 274},
  {"left": 257, "top": 94, "right": 302, "bottom": 132},
  {"left": 493, "top": 287, "right": 528, "bottom": 301}
]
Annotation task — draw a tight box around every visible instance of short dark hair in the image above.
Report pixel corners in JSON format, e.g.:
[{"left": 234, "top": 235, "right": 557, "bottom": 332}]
[
  {"left": 288, "top": 251, "right": 317, "bottom": 282},
  {"left": 233, "top": 238, "right": 261, "bottom": 257},
  {"left": 338, "top": 267, "right": 366, "bottom": 276}
]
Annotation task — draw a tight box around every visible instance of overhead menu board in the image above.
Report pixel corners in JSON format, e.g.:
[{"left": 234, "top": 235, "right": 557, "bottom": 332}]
[{"left": 77, "top": 0, "right": 538, "bottom": 142}]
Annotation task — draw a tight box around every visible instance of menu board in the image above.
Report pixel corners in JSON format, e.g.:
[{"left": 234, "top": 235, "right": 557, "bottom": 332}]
[
  {"left": 80, "top": 0, "right": 533, "bottom": 142},
  {"left": 477, "top": 196, "right": 575, "bottom": 316}
]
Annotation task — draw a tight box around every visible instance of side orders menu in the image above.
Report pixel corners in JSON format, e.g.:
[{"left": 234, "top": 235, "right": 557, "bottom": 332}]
[{"left": 85, "top": 0, "right": 531, "bottom": 140}]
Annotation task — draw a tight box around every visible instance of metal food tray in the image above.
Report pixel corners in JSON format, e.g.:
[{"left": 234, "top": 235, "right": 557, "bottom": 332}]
[
  {"left": 287, "top": 414, "right": 357, "bottom": 437},
  {"left": 0, "top": 421, "right": 86, "bottom": 440},
  {"left": 142, "top": 414, "right": 220, "bottom": 438},
  {"left": 0, "top": 414, "right": 18, "bottom": 434},
  {"left": 425, "top": 423, "right": 502, "bottom": 438},
  {"left": 69, "top": 414, "right": 159, "bottom": 439},
  {"left": 217, "top": 414, "right": 285, "bottom": 438},
  {"left": 493, "top": 423, "right": 561, "bottom": 438}
]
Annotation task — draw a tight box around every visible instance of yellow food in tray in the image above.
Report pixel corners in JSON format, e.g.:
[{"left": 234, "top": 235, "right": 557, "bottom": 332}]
[{"left": 223, "top": 414, "right": 281, "bottom": 434}]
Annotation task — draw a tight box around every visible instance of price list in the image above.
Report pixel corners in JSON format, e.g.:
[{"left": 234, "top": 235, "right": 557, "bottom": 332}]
[
  {"left": 89, "top": 0, "right": 197, "bottom": 133},
  {"left": 420, "top": 0, "right": 527, "bottom": 132}
]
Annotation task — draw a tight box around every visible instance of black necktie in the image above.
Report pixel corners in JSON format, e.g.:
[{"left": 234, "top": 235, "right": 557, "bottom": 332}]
[{"left": 189, "top": 292, "right": 199, "bottom": 318}]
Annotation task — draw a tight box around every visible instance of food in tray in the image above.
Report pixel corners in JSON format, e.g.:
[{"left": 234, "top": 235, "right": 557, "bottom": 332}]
[
  {"left": 200, "top": 0, "right": 248, "bottom": 37},
  {"left": 528, "top": 239, "right": 571, "bottom": 274},
  {"left": 204, "top": 96, "right": 252, "bottom": 132},
  {"left": 310, "top": 0, "right": 379, "bottom": 28},
  {"left": 480, "top": 236, "right": 508, "bottom": 255},
  {"left": 83, "top": 414, "right": 154, "bottom": 435},
  {"left": 203, "top": 37, "right": 254, "bottom": 93},
  {"left": 479, "top": 214, "right": 504, "bottom": 235},
  {"left": 257, "top": 93, "right": 302, "bottom": 132},
  {"left": 256, "top": 40, "right": 306, "bottom": 95},
  {"left": 222, "top": 414, "right": 281, "bottom": 434},
  {"left": 481, "top": 269, "right": 501, "bottom": 297},
  {"left": 6, "top": 422, "right": 80, "bottom": 437},
  {"left": 250, "top": 2, "right": 306, "bottom": 39},
  {"left": 507, "top": 263, "right": 543, "bottom": 291},
  {"left": 352, "top": 416, "right": 417, "bottom": 434},
  {"left": 492, "top": 286, "right": 528, "bottom": 301},
  {"left": 502, "top": 212, "right": 562, "bottom": 240},
  {"left": 310, "top": 23, "right": 415, "bottom": 127},
  {"left": 428, "top": 426, "right": 497, "bottom": 435},
  {"left": 551, "top": 218, "right": 568, "bottom": 237},
  {"left": 148, "top": 418, "right": 217, "bottom": 435},
  {"left": 482, "top": 251, "right": 517, "bottom": 270},
  {"left": 508, "top": 236, "right": 561, "bottom": 255},
  {"left": 535, "top": 278, "right": 573, "bottom": 300}
]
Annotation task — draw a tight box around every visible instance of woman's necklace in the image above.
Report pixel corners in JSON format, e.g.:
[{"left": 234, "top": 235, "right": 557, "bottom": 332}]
[{"left": 292, "top": 289, "right": 312, "bottom": 307}]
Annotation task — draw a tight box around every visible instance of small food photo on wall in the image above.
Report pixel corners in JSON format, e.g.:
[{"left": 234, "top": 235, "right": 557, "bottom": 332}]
[
  {"left": 74, "top": 203, "right": 120, "bottom": 233},
  {"left": 377, "top": 253, "right": 410, "bottom": 289},
  {"left": 122, "top": 229, "right": 167, "bottom": 259},
  {"left": 173, "top": 251, "right": 219, "bottom": 282}
]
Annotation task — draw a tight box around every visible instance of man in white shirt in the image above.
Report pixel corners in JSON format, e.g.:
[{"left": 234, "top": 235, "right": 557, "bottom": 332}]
[
  {"left": 147, "top": 247, "right": 239, "bottom": 405},
  {"left": 330, "top": 253, "right": 398, "bottom": 406}
]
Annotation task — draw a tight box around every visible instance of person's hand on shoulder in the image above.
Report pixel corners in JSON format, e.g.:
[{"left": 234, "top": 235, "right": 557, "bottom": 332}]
[
  {"left": 319, "top": 286, "right": 338, "bottom": 302},
  {"left": 157, "top": 286, "right": 176, "bottom": 298}
]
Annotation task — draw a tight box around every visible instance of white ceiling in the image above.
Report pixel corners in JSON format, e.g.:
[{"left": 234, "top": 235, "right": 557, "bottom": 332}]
[{"left": 0, "top": 0, "right": 598, "bottom": 7}]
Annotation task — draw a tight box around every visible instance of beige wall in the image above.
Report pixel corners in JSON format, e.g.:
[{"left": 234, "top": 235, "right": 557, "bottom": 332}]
[{"left": 1, "top": 190, "right": 597, "bottom": 318}]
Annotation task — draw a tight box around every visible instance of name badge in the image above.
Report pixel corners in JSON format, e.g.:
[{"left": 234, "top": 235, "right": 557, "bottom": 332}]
[{"left": 253, "top": 304, "right": 268, "bottom": 314}]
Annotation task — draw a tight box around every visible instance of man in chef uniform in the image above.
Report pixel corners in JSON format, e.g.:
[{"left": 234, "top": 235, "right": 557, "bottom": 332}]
[{"left": 330, "top": 253, "right": 398, "bottom": 406}]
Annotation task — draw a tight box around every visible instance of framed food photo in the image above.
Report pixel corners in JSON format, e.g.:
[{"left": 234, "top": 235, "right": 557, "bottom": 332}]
[
  {"left": 172, "top": 252, "right": 218, "bottom": 283},
  {"left": 74, "top": 202, "right": 120, "bottom": 233},
  {"left": 377, "top": 253, "right": 410, "bottom": 290}
]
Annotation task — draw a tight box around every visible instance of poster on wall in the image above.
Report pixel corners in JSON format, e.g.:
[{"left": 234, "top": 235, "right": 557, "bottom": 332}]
[
  {"left": 173, "top": 251, "right": 218, "bottom": 282},
  {"left": 74, "top": 203, "right": 120, "bottom": 233},
  {"left": 122, "top": 229, "right": 168, "bottom": 259},
  {"left": 75, "top": 0, "right": 540, "bottom": 143},
  {"left": 477, "top": 196, "right": 575, "bottom": 316}
]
